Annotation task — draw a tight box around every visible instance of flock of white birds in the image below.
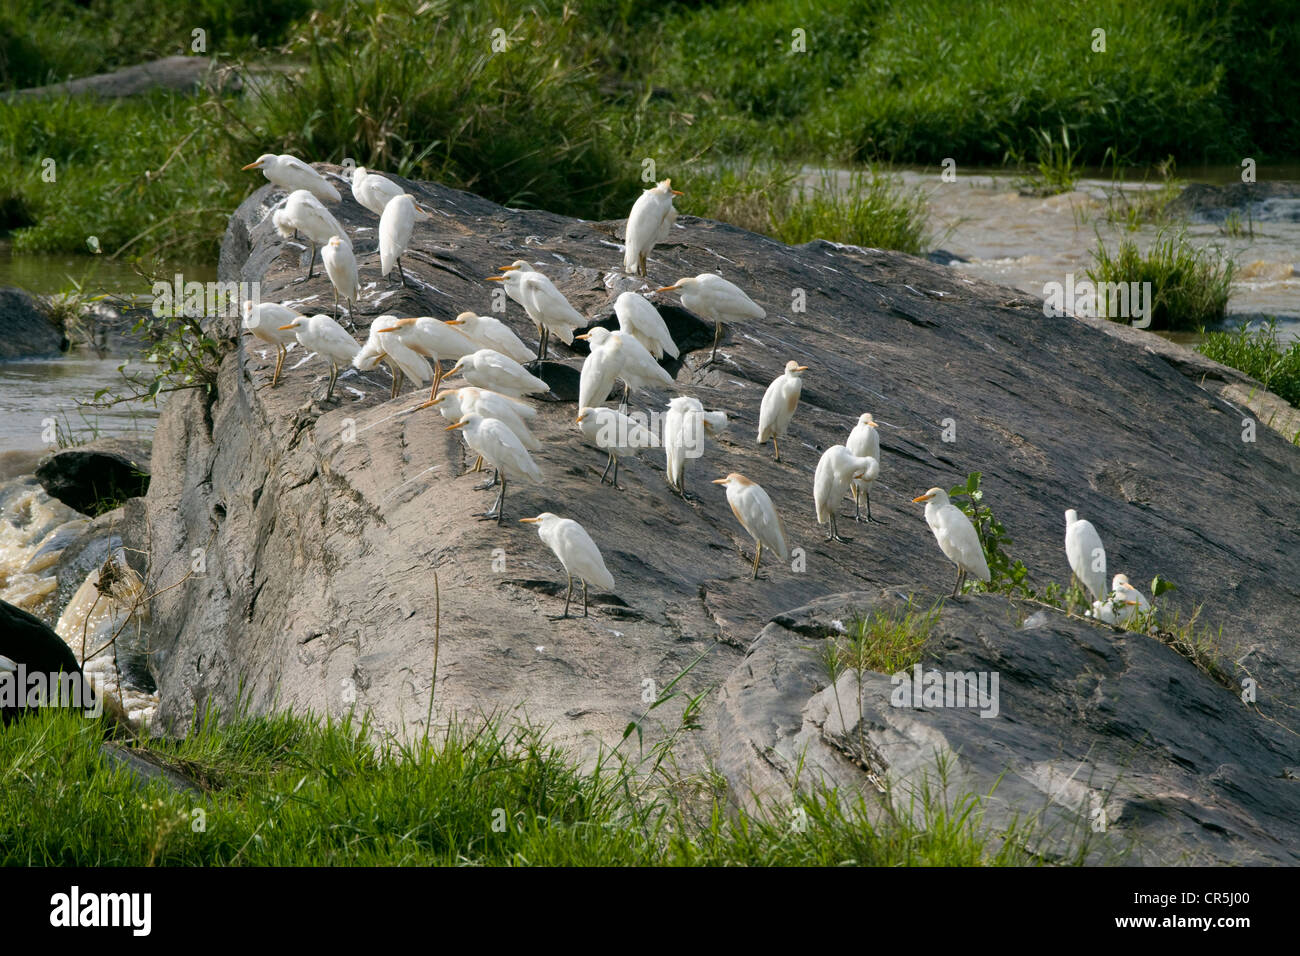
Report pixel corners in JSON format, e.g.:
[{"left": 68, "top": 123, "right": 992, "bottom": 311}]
[{"left": 239, "top": 153, "right": 1153, "bottom": 622}]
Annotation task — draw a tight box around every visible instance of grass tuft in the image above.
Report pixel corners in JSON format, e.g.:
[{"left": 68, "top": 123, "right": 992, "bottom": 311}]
[
  {"left": 1087, "top": 229, "right": 1234, "bottom": 331},
  {"left": 1197, "top": 318, "right": 1300, "bottom": 407}
]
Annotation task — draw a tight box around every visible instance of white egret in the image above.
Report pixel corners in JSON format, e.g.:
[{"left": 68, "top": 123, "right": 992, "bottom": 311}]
[
  {"left": 350, "top": 166, "right": 404, "bottom": 217},
  {"left": 664, "top": 396, "right": 726, "bottom": 498},
  {"left": 624, "top": 178, "right": 681, "bottom": 276},
  {"left": 913, "top": 487, "right": 990, "bottom": 596},
  {"left": 494, "top": 260, "right": 535, "bottom": 310},
  {"left": 713, "top": 473, "right": 788, "bottom": 580},
  {"left": 446, "top": 348, "right": 549, "bottom": 398},
  {"left": 757, "top": 360, "right": 807, "bottom": 461},
  {"left": 275, "top": 190, "right": 350, "bottom": 280},
  {"left": 277, "top": 313, "right": 360, "bottom": 401},
  {"left": 1090, "top": 573, "right": 1151, "bottom": 626},
  {"left": 423, "top": 387, "right": 540, "bottom": 452},
  {"left": 447, "top": 311, "right": 534, "bottom": 364},
  {"left": 354, "top": 319, "right": 431, "bottom": 399},
  {"left": 576, "top": 328, "right": 624, "bottom": 410},
  {"left": 321, "top": 235, "right": 359, "bottom": 316},
  {"left": 446, "top": 414, "right": 543, "bottom": 524},
  {"left": 576, "top": 327, "right": 673, "bottom": 410},
  {"left": 576, "top": 405, "right": 654, "bottom": 487},
  {"left": 519, "top": 513, "right": 615, "bottom": 618},
  {"left": 1065, "top": 509, "right": 1107, "bottom": 600},
  {"left": 657, "top": 273, "right": 764, "bottom": 365},
  {"left": 241, "top": 301, "right": 301, "bottom": 387},
  {"left": 814, "top": 445, "right": 878, "bottom": 542},
  {"left": 614, "top": 290, "right": 679, "bottom": 360},
  {"left": 379, "top": 193, "right": 431, "bottom": 286},
  {"left": 487, "top": 265, "right": 585, "bottom": 362},
  {"left": 374, "top": 316, "right": 475, "bottom": 399},
  {"left": 846, "top": 413, "right": 881, "bottom": 522},
  {"left": 242, "top": 153, "right": 340, "bottom": 203}
]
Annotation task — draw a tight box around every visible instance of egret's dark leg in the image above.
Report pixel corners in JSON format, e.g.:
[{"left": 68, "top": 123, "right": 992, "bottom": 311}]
[
  {"left": 396, "top": 257, "right": 407, "bottom": 287},
  {"left": 952, "top": 567, "right": 963, "bottom": 597},
  {"left": 852, "top": 489, "right": 863, "bottom": 522},
  {"left": 562, "top": 575, "right": 573, "bottom": 619},
  {"left": 611, "top": 456, "right": 620, "bottom": 489},
  {"left": 599, "top": 453, "right": 614, "bottom": 485},
  {"left": 495, "top": 478, "right": 507, "bottom": 525},
  {"left": 305, "top": 241, "right": 318, "bottom": 280},
  {"left": 772, "top": 437, "right": 781, "bottom": 462},
  {"left": 582, "top": 580, "right": 589, "bottom": 617},
  {"left": 534, "top": 330, "right": 546, "bottom": 363},
  {"left": 325, "top": 362, "right": 339, "bottom": 402},
  {"left": 709, "top": 320, "right": 722, "bottom": 364},
  {"left": 474, "top": 467, "right": 498, "bottom": 491},
  {"left": 751, "top": 542, "right": 762, "bottom": 580}
]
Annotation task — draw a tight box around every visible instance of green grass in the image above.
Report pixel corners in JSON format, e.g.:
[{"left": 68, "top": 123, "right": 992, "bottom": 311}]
[
  {"left": 0, "top": 706, "right": 1065, "bottom": 865},
  {"left": 1087, "top": 230, "right": 1235, "bottom": 331},
  {"left": 823, "top": 603, "right": 940, "bottom": 677},
  {"left": 1010, "top": 126, "right": 1083, "bottom": 197},
  {"left": 1197, "top": 318, "right": 1300, "bottom": 407}
]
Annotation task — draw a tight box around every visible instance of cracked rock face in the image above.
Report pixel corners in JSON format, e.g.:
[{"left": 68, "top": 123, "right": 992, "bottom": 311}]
[{"left": 144, "top": 171, "right": 1298, "bottom": 862}]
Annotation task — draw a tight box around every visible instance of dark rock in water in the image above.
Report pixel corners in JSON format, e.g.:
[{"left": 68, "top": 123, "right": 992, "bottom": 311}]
[
  {"left": 9, "top": 55, "right": 238, "bottom": 100},
  {"left": 0, "top": 599, "right": 94, "bottom": 723},
  {"left": 0, "top": 287, "right": 65, "bottom": 360},
  {"left": 35, "top": 439, "right": 151, "bottom": 516},
  {"left": 142, "top": 174, "right": 1300, "bottom": 864},
  {"left": 925, "top": 248, "right": 969, "bottom": 265},
  {"left": 1165, "top": 180, "right": 1300, "bottom": 224}
]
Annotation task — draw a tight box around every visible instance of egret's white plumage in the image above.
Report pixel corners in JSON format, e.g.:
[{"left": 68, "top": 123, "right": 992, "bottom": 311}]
[
  {"left": 243, "top": 153, "right": 340, "bottom": 203},
  {"left": 757, "top": 360, "right": 807, "bottom": 461},
  {"left": 623, "top": 178, "right": 681, "bottom": 276},
  {"left": 664, "top": 396, "right": 726, "bottom": 497},
  {"left": 375, "top": 316, "right": 476, "bottom": 399},
  {"left": 577, "top": 327, "right": 672, "bottom": 410},
  {"left": 321, "top": 235, "right": 359, "bottom": 315},
  {"left": 275, "top": 190, "right": 351, "bottom": 279},
  {"left": 426, "top": 387, "right": 540, "bottom": 451},
  {"left": 914, "top": 487, "right": 990, "bottom": 596},
  {"left": 814, "top": 445, "right": 878, "bottom": 542},
  {"left": 447, "top": 348, "right": 549, "bottom": 398},
  {"left": 614, "top": 291, "right": 679, "bottom": 360},
  {"left": 447, "top": 414, "right": 543, "bottom": 524},
  {"left": 576, "top": 329, "right": 624, "bottom": 410},
  {"left": 350, "top": 166, "right": 405, "bottom": 217},
  {"left": 488, "top": 266, "right": 586, "bottom": 361},
  {"left": 277, "top": 313, "right": 360, "bottom": 401},
  {"left": 354, "top": 318, "right": 431, "bottom": 398},
  {"left": 714, "top": 473, "right": 788, "bottom": 579},
  {"left": 379, "top": 193, "right": 430, "bottom": 286},
  {"left": 576, "top": 405, "right": 654, "bottom": 487},
  {"left": 657, "top": 273, "right": 764, "bottom": 364},
  {"left": 495, "top": 260, "right": 535, "bottom": 310},
  {"left": 447, "top": 312, "right": 534, "bottom": 364},
  {"left": 1089, "top": 573, "right": 1151, "bottom": 625},
  {"left": 519, "top": 512, "right": 615, "bottom": 618},
  {"left": 1065, "top": 509, "right": 1107, "bottom": 600},
  {"left": 241, "top": 301, "right": 301, "bottom": 387},
  {"left": 846, "top": 413, "right": 881, "bottom": 522}
]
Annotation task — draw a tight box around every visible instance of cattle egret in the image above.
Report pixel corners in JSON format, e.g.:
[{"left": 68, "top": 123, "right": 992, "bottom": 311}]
[
  {"left": 845, "top": 413, "right": 883, "bottom": 522},
  {"left": 614, "top": 291, "right": 679, "bottom": 360},
  {"left": 447, "top": 311, "right": 534, "bottom": 364},
  {"left": 446, "top": 348, "right": 549, "bottom": 398},
  {"left": 577, "top": 406, "right": 654, "bottom": 487},
  {"left": 714, "top": 473, "right": 788, "bottom": 579},
  {"left": 446, "top": 414, "right": 543, "bottom": 524},
  {"left": 576, "top": 329, "right": 624, "bottom": 410},
  {"left": 1065, "top": 509, "right": 1107, "bottom": 600},
  {"left": 624, "top": 178, "right": 681, "bottom": 276},
  {"left": 576, "top": 327, "right": 672, "bottom": 411},
  {"left": 350, "top": 166, "right": 404, "bottom": 217},
  {"left": 519, "top": 513, "right": 615, "bottom": 618},
  {"left": 241, "top": 301, "right": 301, "bottom": 387},
  {"left": 275, "top": 190, "right": 350, "bottom": 280},
  {"left": 1090, "top": 573, "right": 1152, "bottom": 626},
  {"left": 487, "top": 265, "right": 585, "bottom": 362},
  {"left": 494, "top": 260, "right": 535, "bottom": 310},
  {"left": 913, "top": 487, "right": 990, "bottom": 596},
  {"left": 375, "top": 316, "right": 475, "bottom": 399},
  {"left": 657, "top": 273, "right": 764, "bottom": 364},
  {"left": 814, "top": 445, "right": 879, "bottom": 542},
  {"left": 354, "top": 319, "right": 431, "bottom": 399},
  {"left": 757, "top": 360, "right": 807, "bottom": 461},
  {"left": 321, "top": 235, "right": 359, "bottom": 316},
  {"left": 242, "top": 153, "right": 340, "bottom": 203},
  {"left": 379, "top": 193, "right": 431, "bottom": 286},
  {"left": 423, "top": 387, "right": 540, "bottom": 453},
  {"left": 664, "top": 396, "right": 726, "bottom": 498},
  {"left": 277, "top": 313, "right": 359, "bottom": 401}
]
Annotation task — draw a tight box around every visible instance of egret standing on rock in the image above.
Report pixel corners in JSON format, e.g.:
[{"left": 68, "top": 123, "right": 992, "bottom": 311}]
[
  {"left": 446, "top": 349, "right": 549, "bottom": 399},
  {"left": 446, "top": 414, "right": 543, "bottom": 524},
  {"left": 576, "top": 327, "right": 673, "bottom": 412},
  {"left": 846, "top": 413, "right": 881, "bottom": 522},
  {"left": 423, "top": 387, "right": 540, "bottom": 452},
  {"left": 242, "top": 153, "right": 340, "bottom": 203},
  {"left": 350, "top": 166, "right": 405, "bottom": 218},
  {"left": 379, "top": 193, "right": 431, "bottom": 287},
  {"left": 576, "top": 328, "right": 624, "bottom": 410},
  {"left": 322, "top": 236, "right": 360, "bottom": 317},
  {"left": 241, "top": 301, "right": 301, "bottom": 388},
  {"left": 614, "top": 291, "right": 679, "bottom": 360},
  {"left": 624, "top": 178, "right": 681, "bottom": 276},
  {"left": 375, "top": 316, "right": 475, "bottom": 399},
  {"left": 447, "top": 311, "right": 535, "bottom": 364},
  {"left": 757, "top": 360, "right": 807, "bottom": 461},
  {"left": 354, "top": 319, "right": 431, "bottom": 399},
  {"left": 913, "top": 487, "right": 990, "bottom": 596},
  {"left": 714, "top": 473, "right": 788, "bottom": 580},
  {"left": 488, "top": 265, "right": 585, "bottom": 362},
  {"left": 274, "top": 190, "right": 350, "bottom": 280},
  {"left": 657, "top": 273, "right": 764, "bottom": 365},
  {"left": 519, "top": 513, "right": 615, "bottom": 618},
  {"left": 664, "top": 396, "right": 727, "bottom": 499},
  {"left": 1065, "top": 509, "right": 1107, "bottom": 601},
  {"left": 814, "top": 445, "right": 878, "bottom": 543},
  {"left": 277, "top": 313, "right": 360, "bottom": 402},
  {"left": 577, "top": 406, "right": 654, "bottom": 488}
]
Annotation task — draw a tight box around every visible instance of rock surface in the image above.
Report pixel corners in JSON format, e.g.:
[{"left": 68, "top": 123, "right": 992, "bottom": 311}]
[
  {"left": 35, "top": 439, "right": 151, "bottom": 516},
  {"left": 0, "top": 287, "right": 65, "bottom": 360},
  {"left": 1165, "top": 180, "right": 1300, "bottom": 224},
  {"left": 9, "top": 55, "right": 237, "bottom": 100},
  {"left": 0, "top": 599, "right": 92, "bottom": 723},
  {"left": 140, "top": 172, "right": 1299, "bottom": 864}
]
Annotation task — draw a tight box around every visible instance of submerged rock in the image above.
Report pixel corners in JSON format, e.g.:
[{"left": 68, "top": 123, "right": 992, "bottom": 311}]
[
  {"left": 1165, "top": 180, "right": 1300, "bottom": 225},
  {"left": 0, "top": 287, "right": 65, "bottom": 360}
]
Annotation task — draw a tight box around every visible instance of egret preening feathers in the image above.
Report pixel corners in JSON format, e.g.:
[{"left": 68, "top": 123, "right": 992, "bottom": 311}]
[
  {"left": 519, "top": 513, "right": 615, "bottom": 618},
  {"left": 243, "top": 153, "right": 340, "bottom": 203},
  {"left": 1090, "top": 573, "right": 1151, "bottom": 625},
  {"left": 657, "top": 273, "right": 764, "bottom": 365},
  {"left": 241, "top": 301, "right": 301, "bottom": 387},
  {"left": 614, "top": 291, "right": 679, "bottom": 360},
  {"left": 375, "top": 316, "right": 475, "bottom": 399},
  {"left": 846, "top": 413, "right": 881, "bottom": 522},
  {"left": 814, "top": 445, "right": 879, "bottom": 543},
  {"left": 277, "top": 313, "right": 360, "bottom": 402},
  {"left": 714, "top": 473, "right": 788, "bottom": 580},
  {"left": 1065, "top": 509, "right": 1107, "bottom": 600},
  {"left": 446, "top": 414, "right": 543, "bottom": 524},
  {"left": 623, "top": 178, "right": 681, "bottom": 276},
  {"left": 350, "top": 166, "right": 405, "bottom": 218},
  {"left": 757, "top": 360, "right": 807, "bottom": 461},
  {"left": 913, "top": 487, "right": 990, "bottom": 596},
  {"left": 354, "top": 319, "right": 431, "bottom": 399},
  {"left": 379, "top": 193, "right": 431, "bottom": 286}
]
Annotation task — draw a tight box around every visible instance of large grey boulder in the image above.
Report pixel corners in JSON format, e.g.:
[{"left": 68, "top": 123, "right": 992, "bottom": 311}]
[
  {"left": 8, "top": 55, "right": 237, "bottom": 100},
  {"left": 35, "top": 439, "right": 151, "bottom": 516},
  {"left": 139, "top": 173, "right": 1299, "bottom": 863},
  {"left": 0, "top": 287, "right": 65, "bottom": 359}
]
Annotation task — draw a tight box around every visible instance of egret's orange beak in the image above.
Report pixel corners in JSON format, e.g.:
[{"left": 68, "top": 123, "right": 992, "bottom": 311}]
[
  {"left": 414, "top": 203, "right": 431, "bottom": 215},
  {"left": 375, "top": 327, "right": 399, "bottom": 333},
  {"left": 485, "top": 275, "right": 504, "bottom": 282},
  {"left": 445, "top": 421, "right": 467, "bottom": 431},
  {"left": 446, "top": 363, "right": 464, "bottom": 376},
  {"left": 499, "top": 265, "right": 521, "bottom": 272},
  {"left": 867, "top": 420, "right": 878, "bottom": 428},
  {"left": 795, "top": 365, "right": 809, "bottom": 372},
  {"left": 241, "top": 160, "right": 263, "bottom": 171},
  {"left": 277, "top": 323, "right": 296, "bottom": 330},
  {"left": 711, "top": 477, "right": 729, "bottom": 485},
  {"left": 656, "top": 284, "right": 680, "bottom": 292},
  {"left": 576, "top": 413, "right": 585, "bottom": 423},
  {"left": 519, "top": 517, "right": 541, "bottom": 524},
  {"left": 447, "top": 318, "right": 465, "bottom": 325},
  {"left": 913, "top": 494, "right": 934, "bottom": 503},
  {"left": 574, "top": 333, "right": 591, "bottom": 341},
  {"left": 672, "top": 189, "right": 684, "bottom": 196}
]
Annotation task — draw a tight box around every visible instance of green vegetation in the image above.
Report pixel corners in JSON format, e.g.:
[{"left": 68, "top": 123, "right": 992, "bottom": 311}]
[
  {"left": 0, "top": 706, "right": 1065, "bottom": 865},
  {"left": 822, "top": 602, "right": 940, "bottom": 677},
  {"left": 1087, "top": 230, "right": 1235, "bottom": 331},
  {"left": 1009, "top": 126, "right": 1082, "bottom": 197},
  {"left": 947, "top": 472, "right": 1035, "bottom": 599},
  {"left": 1197, "top": 318, "right": 1300, "bottom": 407}
]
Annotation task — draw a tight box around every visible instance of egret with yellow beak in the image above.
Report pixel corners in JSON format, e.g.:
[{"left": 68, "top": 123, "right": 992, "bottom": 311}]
[
  {"left": 446, "top": 414, "right": 543, "bottom": 524},
  {"left": 656, "top": 273, "right": 764, "bottom": 365},
  {"left": 242, "top": 153, "right": 340, "bottom": 203},
  {"left": 757, "top": 360, "right": 808, "bottom": 461},
  {"left": 913, "top": 487, "right": 990, "bottom": 596},
  {"left": 277, "top": 313, "right": 360, "bottom": 401},
  {"left": 714, "top": 473, "right": 788, "bottom": 579},
  {"left": 623, "top": 179, "right": 681, "bottom": 276},
  {"left": 519, "top": 512, "right": 616, "bottom": 618}
]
